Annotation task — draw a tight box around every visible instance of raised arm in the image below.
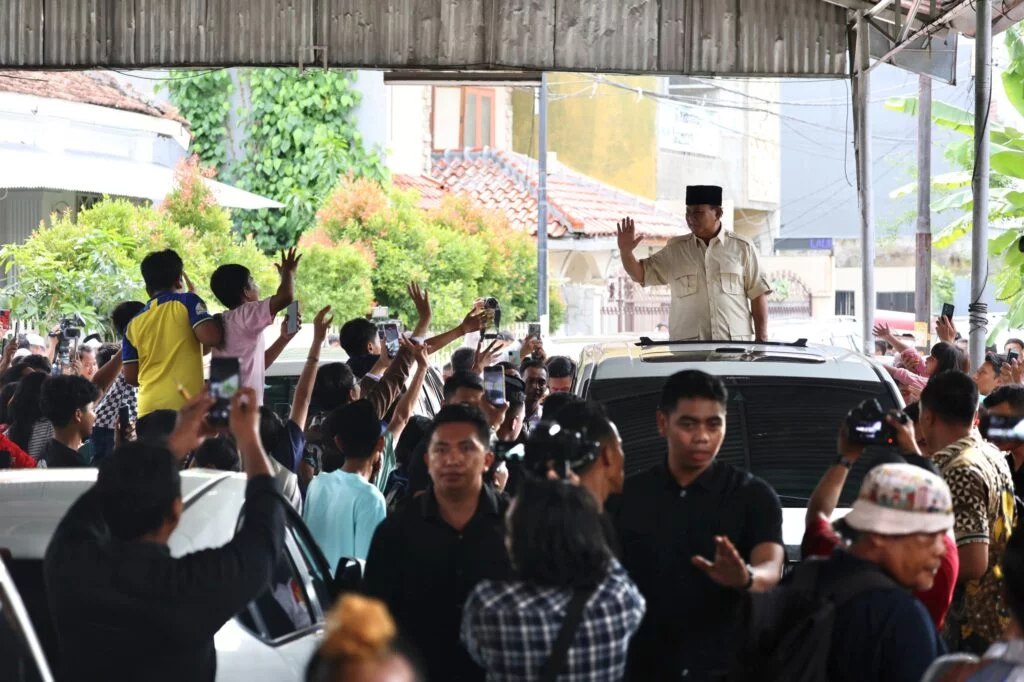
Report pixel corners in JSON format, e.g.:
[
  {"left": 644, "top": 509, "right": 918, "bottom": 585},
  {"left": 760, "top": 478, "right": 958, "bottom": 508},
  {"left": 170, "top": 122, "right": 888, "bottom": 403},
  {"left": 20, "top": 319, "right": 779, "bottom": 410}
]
[
  {"left": 617, "top": 217, "right": 645, "bottom": 284},
  {"left": 265, "top": 309, "right": 301, "bottom": 370},
  {"left": 807, "top": 426, "right": 866, "bottom": 526},
  {"left": 91, "top": 349, "right": 123, "bottom": 395},
  {"left": 268, "top": 248, "right": 301, "bottom": 316},
  {"left": 388, "top": 340, "right": 431, "bottom": 441},
  {"left": 291, "top": 306, "right": 333, "bottom": 430},
  {"left": 874, "top": 323, "right": 911, "bottom": 354},
  {"left": 425, "top": 306, "right": 487, "bottom": 354}
]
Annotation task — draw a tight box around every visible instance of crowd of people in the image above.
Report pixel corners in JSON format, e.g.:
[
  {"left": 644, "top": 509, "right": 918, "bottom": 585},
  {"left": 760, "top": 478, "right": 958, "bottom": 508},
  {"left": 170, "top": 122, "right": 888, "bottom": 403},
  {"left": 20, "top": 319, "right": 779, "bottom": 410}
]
[{"left": 6, "top": 241, "right": 1024, "bottom": 682}]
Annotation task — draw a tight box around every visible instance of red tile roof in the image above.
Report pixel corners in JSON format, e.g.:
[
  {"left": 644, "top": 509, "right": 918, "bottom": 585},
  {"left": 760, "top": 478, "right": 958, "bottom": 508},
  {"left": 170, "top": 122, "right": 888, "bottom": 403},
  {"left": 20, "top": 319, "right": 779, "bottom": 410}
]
[
  {"left": 428, "top": 149, "right": 685, "bottom": 241},
  {"left": 0, "top": 71, "right": 184, "bottom": 122},
  {"left": 392, "top": 173, "right": 448, "bottom": 210}
]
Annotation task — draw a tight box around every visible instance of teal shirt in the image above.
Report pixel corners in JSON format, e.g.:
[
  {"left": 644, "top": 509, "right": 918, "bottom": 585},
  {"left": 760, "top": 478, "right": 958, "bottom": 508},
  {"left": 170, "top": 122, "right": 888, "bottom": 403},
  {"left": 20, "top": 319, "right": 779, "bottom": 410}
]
[{"left": 303, "top": 470, "right": 387, "bottom": 568}]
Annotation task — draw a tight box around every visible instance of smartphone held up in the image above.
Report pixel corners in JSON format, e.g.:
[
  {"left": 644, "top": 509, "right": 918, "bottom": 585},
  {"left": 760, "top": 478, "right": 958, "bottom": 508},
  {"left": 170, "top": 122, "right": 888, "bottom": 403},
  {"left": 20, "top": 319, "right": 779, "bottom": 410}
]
[{"left": 208, "top": 357, "right": 241, "bottom": 426}]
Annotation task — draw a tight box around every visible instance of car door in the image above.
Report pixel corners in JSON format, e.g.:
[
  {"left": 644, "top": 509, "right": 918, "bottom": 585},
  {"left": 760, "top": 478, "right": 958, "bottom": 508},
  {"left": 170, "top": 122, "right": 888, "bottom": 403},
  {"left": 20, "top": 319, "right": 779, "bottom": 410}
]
[
  {"left": 229, "top": 500, "right": 339, "bottom": 681},
  {"left": 0, "top": 556, "right": 54, "bottom": 682}
]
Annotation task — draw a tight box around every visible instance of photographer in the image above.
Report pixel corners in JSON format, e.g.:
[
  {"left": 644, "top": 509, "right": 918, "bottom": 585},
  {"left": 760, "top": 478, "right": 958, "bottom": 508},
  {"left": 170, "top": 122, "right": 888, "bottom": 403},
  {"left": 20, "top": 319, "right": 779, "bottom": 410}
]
[{"left": 461, "top": 478, "right": 645, "bottom": 682}]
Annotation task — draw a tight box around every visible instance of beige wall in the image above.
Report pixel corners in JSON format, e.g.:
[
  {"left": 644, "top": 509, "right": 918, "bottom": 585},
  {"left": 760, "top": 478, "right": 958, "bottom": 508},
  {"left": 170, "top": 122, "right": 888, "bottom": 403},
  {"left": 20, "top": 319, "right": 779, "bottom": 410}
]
[
  {"left": 430, "top": 86, "right": 512, "bottom": 152},
  {"left": 387, "top": 85, "right": 431, "bottom": 175},
  {"left": 835, "top": 266, "right": 915, "bottom": 293},
  {"left": 761, "top": 254, "right": 834, "bottom": 319}
]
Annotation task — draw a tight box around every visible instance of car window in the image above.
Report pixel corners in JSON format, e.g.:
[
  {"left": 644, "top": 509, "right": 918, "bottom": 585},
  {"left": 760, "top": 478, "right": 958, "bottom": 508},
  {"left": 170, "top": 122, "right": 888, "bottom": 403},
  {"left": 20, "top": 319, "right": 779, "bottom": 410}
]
[
  {"left": 588, "top": 375, "right": 897, "bottom": 507},
  {"left": 236, "top": 533, "right": 317, "bottom": 643},
  {"left": 288, "top": 518, "right": 334, "bottom": 616},
  {"left": 264, "top": 376, "right": 297, "bottom": 422}
]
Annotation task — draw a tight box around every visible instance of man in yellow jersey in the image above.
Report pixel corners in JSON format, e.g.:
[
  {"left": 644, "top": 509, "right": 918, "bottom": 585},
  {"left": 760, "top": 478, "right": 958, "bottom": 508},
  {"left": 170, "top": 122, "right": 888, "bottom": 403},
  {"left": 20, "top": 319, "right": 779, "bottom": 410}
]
[{"left": 122, "top": 250, "right": 223, "bottom": 427}]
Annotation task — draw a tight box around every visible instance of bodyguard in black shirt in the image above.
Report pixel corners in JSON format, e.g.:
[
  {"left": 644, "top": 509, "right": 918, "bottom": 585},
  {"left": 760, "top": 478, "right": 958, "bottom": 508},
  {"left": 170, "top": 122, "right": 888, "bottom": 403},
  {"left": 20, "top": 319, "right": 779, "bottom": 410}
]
[
  {"left": 44, "top": 388, "right": 284, "bottom": 682},
  {"left": 364, "top": 404, "right": 511, "bottom": 682},
  {"left": 614, "top": 370, "right": 784, "bottom": 681}
]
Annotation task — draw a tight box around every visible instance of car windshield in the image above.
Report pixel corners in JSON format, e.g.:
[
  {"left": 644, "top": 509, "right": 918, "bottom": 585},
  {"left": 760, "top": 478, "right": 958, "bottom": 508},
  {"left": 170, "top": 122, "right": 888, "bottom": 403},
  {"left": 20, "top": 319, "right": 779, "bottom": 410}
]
[{"left": 588, "top": 375, "right": 898, "bottom": 507}]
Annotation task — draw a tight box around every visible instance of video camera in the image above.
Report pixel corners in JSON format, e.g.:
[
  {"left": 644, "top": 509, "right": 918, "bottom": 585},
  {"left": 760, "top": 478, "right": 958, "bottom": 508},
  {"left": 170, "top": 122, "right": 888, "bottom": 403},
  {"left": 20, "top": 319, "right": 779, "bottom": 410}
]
[
  {"left": 980, "top": 413, "right": 1024, "bottom": 442},
  {"left": 52, "top": 313, "right": 85, "bottom": 376},
  {"left": 845, "top": 398, "right": 908, "bottom": 446},
  {"left": 482, "top": 297, "right": 502, "bottom": 340},
  {"left": 494, "top": 420, "right": 601, "bottom": 480}
]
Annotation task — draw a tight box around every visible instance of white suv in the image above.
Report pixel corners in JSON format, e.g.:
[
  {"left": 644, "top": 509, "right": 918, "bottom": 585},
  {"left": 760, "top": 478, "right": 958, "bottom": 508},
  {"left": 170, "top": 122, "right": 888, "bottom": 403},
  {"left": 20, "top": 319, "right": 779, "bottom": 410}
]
[{"left": 574, "top": 339, "right": 903, "bottom": 561}]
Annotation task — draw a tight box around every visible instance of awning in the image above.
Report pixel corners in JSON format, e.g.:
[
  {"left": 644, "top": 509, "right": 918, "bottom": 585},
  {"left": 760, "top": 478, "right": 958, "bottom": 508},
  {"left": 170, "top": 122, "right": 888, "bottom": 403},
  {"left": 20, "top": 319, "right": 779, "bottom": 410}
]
[{"left": 0, "top": 145, "right": 282, "bottom": 210}]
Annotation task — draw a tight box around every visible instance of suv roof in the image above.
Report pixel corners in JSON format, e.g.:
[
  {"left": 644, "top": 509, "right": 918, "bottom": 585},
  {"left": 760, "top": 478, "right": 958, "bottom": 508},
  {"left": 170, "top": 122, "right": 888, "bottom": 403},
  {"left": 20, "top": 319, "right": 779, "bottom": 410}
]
[{"left": 579, "top": 339, "right": 888, "bottom": 384}]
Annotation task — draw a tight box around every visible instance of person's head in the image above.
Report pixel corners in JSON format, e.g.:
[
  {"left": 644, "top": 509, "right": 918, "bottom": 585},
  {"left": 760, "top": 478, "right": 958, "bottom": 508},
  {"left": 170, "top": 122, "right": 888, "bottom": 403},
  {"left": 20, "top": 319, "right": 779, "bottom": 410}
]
[
  {"left": 539, "top": 392, "right": 580, "bottom": 425},
  {"left": 327, "top": 334, "right": 341, "bottom": 348},
  {"left": 919, "top": 371, "right": 978, "bottom": 451},
  {"left": 874, "top": 340, "right": 889, "bottom": 357},
  {"left": 546, "top": 356, "right": 575, "bottom": 394},
  {"left": 657, "top": 370, "right": 728, "bottom": 474},
  {"left": 7, "top": 372, "right": 49, "bottom": 450},
  {"left": 312, "top": 363, "right": 360, "bottom": 414},
  {"left": 555, "top": 401, "right": 625, "bottom": 500},
  {"left": 975, "top": 353, "right": 1006, "bottom": 396},
  {"left": 339, "top": 318, "right": 380, "bottom": 359},
  {"left": 426, "top": 404, "right": 493, "bottom": 499},
  {"left": 210, "top": 263, "right": 258, "bottom": 309},
  {"left": 258, "top": 407, "right": 291, "bottom": 470},
  {"left": 96, "top": 441, "right": 183, "bottom": 543},
  {"left": 24, "top": 334, "right": 46, "bottom": 355},
  {"left": 983, "top": 385, "right": 1024, "bottom": 456},
  {"left": 442, "top": 363, "right": 453, "bottom": 381},
  {"left": 450, "top": 347, "right": 476, "bottom": 374},
  {"left": 395, "top": 416, "right": 432, "bottom": 469},
  {"left": 507, "top": 479, "right": 611, "bottom": 589},
  {"left": 305, "top": 595, "right": 421, "bottom": 682},
  {"left": 497, "top": 376, "right": 527, "bottom": 443},
  {"left": 0, "top": 366, "right": 23, "bottom": 387},
  {"left": 193, "top": 436, "right": 241, "bottom": 472},
  {"left": 521, "top": 358, "right": 548, "bottom": 407},
  {"left": 135, "top": 409, "right": 179, "bottom": 444},
  {"left": 684, "top": 185, "right": 724, "bottom": 239},
  {"left": 0, "top": 381, "right": 18, "bottom": 425},
  {"left": 16, "top": 354, "right": 51, "bottom": 375},
  {"left": 111, "top": 300, "right": 146, "bottom": 338},
  {"left": 329, "top": 400, "right": 385, "bottom": 472},
  {"left": 41, "top": 375, "right": 100, "bottom": 440},
  {"left": 76, "top": 346, "right": 97, "bottom": 380},
  {"left": 140, "top": 249, "right": 185, "bottom": 296},
  {"left": 96, "top": 343, "right": 121, "bottom": 369},
  {"left": 1006, "top": 338, "right": 1024, "bottom": 355},
  {"left": 925, "top": 341, "right": 963, "bottom": 377},
  {"left": 443, "top": 370, "right": 484, "bottom": 406},
  {"left": 845, "top": 463, "right": 953, "bottom": 591}
]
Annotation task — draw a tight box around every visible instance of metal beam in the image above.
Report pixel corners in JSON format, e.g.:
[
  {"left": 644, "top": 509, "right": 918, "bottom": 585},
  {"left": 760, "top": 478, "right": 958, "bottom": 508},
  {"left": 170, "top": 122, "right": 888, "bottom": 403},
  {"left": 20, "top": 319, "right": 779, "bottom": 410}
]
[
  {"left": 971, "top": 0, "right": 993, "bottom": 368},
  {"left": 866, "top": 0, "right": 975, "bottom": 73},
  {"left": 900, "top": 0, "right": 926, "bottom": 42},
  {"left": 854, "top": 12, "right": 877, "bottom": 355}
]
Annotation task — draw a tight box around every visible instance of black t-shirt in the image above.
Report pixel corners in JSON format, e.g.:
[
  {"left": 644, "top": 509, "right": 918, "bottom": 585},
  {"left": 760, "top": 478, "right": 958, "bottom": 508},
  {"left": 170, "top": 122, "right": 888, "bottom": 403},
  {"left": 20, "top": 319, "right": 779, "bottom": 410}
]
[
  {"left": 613, "top": 460, "right": 783, "bottom": 681},
  {"left": 40, "top": 439, "right": 87, "bottom": 468}
]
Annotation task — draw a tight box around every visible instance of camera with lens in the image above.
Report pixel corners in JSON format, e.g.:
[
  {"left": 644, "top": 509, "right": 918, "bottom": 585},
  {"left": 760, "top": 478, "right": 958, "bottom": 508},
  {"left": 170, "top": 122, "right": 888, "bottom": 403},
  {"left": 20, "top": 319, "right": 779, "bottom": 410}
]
[
  {"left": 494, "top": 420, "right": 602, "bottom": 480},
  {"left": 52, "top": 313, "right": 85, "bottom": 376},
  {"left": 845, "top": 398, "right": 907, "bottom": 446},
  {"left": 980, "top": 413, "right": 1024, "bottom": 442},
  {"left": 482, "top": 297, "right": 502, "bottom": 339}
]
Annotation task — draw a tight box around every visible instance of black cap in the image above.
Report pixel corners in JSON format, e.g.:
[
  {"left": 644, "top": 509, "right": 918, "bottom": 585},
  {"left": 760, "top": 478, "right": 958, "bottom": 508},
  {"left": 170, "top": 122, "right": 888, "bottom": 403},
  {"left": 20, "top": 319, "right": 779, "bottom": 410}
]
[
  {"left": 505, "top": 376, "right": 526, "bottom": 405},
  {"left": 685, "top": 185, "right": 723, "bottom": 206}
]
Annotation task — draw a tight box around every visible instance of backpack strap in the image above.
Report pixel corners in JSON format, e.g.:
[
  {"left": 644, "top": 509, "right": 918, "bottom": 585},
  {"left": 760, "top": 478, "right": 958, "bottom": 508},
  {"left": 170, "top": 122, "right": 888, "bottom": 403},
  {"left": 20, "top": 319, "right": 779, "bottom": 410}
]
[{"left": 539, "top": 588, "right": 593, "bottom": 682}]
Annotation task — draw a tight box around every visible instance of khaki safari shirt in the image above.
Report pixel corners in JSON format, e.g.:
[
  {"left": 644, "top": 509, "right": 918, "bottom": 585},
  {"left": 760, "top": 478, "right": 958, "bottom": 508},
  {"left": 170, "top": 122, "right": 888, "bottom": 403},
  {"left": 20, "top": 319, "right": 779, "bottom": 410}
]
[{"left": 641, "top": 229, "right": 771, "bottom": 341}]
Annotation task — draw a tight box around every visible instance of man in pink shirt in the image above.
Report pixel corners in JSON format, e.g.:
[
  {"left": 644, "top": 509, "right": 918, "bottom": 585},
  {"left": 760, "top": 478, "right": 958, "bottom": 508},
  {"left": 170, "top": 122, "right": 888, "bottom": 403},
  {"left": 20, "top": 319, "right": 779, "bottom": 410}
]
[{"left": 210, "top": 248, "right": 301, "bottom": 405}]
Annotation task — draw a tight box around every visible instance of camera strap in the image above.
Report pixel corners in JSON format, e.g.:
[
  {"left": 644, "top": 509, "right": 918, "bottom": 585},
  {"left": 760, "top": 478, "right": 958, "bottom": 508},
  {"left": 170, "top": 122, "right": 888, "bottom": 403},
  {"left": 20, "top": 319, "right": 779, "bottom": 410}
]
[{"left": 539, "top": 587, "right": 594, "bottom": 682}]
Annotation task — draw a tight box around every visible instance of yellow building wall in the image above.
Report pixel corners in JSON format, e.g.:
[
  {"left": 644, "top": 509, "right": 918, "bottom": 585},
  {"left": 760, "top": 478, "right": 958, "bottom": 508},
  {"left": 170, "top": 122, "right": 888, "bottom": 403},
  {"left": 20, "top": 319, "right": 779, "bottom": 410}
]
[{"left": 512, "top": 73, "right": 658, "bottom": 200}]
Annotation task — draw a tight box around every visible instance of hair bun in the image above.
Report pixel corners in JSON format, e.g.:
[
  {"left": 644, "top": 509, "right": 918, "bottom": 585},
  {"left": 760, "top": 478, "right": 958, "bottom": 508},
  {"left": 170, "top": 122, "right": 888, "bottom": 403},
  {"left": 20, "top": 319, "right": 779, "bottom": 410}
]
[{"left": 319, "top": 594, "right": 396, "bottom": 661}]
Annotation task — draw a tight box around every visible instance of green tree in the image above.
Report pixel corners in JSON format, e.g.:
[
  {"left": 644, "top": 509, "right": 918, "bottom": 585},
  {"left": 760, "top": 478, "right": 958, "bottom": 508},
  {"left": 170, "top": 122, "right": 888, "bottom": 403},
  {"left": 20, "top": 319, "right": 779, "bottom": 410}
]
[{"left": 294, "top": 236, "right": 375, "bottom": 324}]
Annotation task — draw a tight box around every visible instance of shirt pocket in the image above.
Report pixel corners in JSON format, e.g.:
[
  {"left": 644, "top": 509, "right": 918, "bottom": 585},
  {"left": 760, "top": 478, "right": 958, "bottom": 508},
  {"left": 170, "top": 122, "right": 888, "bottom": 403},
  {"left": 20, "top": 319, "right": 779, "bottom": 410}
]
[
  {"left": 671, "top": 273, "right": 698, "bottom": 298},
  {"left": 719, "top": 262, "right": 744, "bottom": 296}
]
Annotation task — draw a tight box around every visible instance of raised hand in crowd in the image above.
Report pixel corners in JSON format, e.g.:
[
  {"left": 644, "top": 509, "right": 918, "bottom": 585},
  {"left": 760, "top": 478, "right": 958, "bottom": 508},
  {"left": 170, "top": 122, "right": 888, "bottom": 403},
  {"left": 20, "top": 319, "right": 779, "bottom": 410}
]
[
  {"left": 167, "top": 391, "right": 218, "bottom": 461},
  {"left": 936, "top": 315, "right": 957, "bottom": 344},
  {"left": 269, "top": 247, "right": 301, "bottom": 315},
  {"left": 264, "top": 305, "right": 302, "bottom": 369},
  {"left": 409, "top": 282, "right": 432, "bottom": 337},
  {"left": 472, "top": 337, "right": 508, "bottom": 375},
  {"left": 522, "top": 335, "right": 546, "bottom": 363},
  {"left": 290, "top": 306, "right": 334, "bottom": 436},
  {"left": 387, "top": 338, "right": 432, "bottom": 443},
  {"left": 183, "top": 271, "right": 197, "bottom": 294},
  {"left": 229, "top": 387, "right": 273, "bottom": 478},
  {"left": 999, "top": 356, "right": 1024, "bottom": 386}
]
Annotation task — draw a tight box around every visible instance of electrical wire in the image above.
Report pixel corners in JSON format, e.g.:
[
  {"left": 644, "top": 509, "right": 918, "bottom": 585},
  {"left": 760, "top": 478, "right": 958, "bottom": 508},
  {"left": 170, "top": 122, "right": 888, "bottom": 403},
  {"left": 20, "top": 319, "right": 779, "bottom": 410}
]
[{"left": 100, "top": 67, "right": 231, "bottom": 81}]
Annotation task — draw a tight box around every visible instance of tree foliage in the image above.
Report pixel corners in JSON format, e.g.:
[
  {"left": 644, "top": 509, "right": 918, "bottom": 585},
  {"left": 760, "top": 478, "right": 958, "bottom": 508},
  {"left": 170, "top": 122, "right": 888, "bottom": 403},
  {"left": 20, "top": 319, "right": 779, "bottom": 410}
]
[
  {"left": 314, "top": 177, "right": 565, "bottom": 332},
  {"left": 157, "top": 70, "right": 234, "bottom": 174}
]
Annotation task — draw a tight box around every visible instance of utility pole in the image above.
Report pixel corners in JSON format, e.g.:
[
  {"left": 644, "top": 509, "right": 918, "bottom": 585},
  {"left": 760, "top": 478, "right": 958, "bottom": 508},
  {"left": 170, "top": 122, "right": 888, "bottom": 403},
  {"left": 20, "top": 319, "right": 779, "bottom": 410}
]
[
  {"left": 537, "top": 72, "right": 549, "bottom": 329},
  {"left": 855, "top": 11, "right": 876, "bottom": 355},
  {"left": 971, "top": 0, "right": 992, "bottom": 369},
  {"left": 915, "top": 74, "right": 933, "bottom": 342}
]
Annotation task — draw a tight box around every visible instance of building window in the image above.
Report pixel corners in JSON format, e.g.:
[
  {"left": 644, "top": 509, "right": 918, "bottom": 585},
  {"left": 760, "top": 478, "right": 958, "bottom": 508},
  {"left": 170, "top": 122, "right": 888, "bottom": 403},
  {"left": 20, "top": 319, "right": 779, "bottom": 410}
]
[
  {"left": 876, "top": 292, "right": 914, "bottom": 314},
  {"left": 835, "top": 291, "right": 855, "bottom": 316},
  {"left": 462, "top": 87, "right": 495, "bottom": 149}
]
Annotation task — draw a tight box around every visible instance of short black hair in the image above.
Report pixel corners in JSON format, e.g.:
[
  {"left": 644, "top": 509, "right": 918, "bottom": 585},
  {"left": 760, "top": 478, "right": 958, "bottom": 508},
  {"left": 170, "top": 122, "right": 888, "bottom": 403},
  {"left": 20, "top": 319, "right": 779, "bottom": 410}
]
[
  {"left": 16, "top": 354, "right": 51, "bottom": 375},
  {"left": 505, "top": 376, "right": 527, "bottom": 407},
  {"left": 210, "top": 263, "right": 252, "bottom": 309},
  {"left": 546, "top": 356, "right": 576, "bottom": 379},
  {"left": 77, "top": 346, "right": 95, "bottom": 361},
  {"left": 920, "top": 370, "right": 978, "bottom": 427},
  {"left": 508, "top": 479, "right": 610, "bottom": 589},
  {"left": 259, "top": 407, "right": 290, "bottom": 469},
  {"left": 340, "top": 318, "right": 377, "bottom": 358},
  {"left": 930, "top": 342, "right": 964, "bottom": 375},
  {"left": 521, "top": 358, "right": 547, "bottom": 375},
  {"left": 136, "top": 410, "right": 179, "bottom": 444},
  {"left": 140, "top": 249, "right": 184, "bottom": 294},
  {"left": 451, "top": 347, "right": 477, "bottom": 373},
  {"left": 41, "top": 376, "right": 100, "bottom": 427},
  {"left": 0, "top": 366, "right": 22, "bottom": 387},
  {"left": 7, "top": 372, "right": 48, "bottom": 452},
  {"left": 1007, "top": 338, "right": 1024, "bottom": 350},
  {"left": 328, "top": 399, "right": 381, "bottom": 461},
  {"left": 874, "top": 340, "right": 889, "bottom": 354},
  {"left": 984, "top": 384, "right": 1024, "bottom": 412},
  {"left": 555, "top": 401, "right": 615, "bottom": 446},
  {"left": 112, "top": 300, "right": 146, "bottom": 337},
  {"left": 540, "top": 393, "right": 581, "bottom": 422},
  {"left": 443, "top": 371, "right": 484, "bottom": 403},
  {"left": 429, "top": 403, "right": 490, "bottom": 450},
  {"left": 97, "top": 441, "right": 182, "bottom": 541},
  {"left": 193, "top": 436, "right": 241, "bottom": 472},
  {"left": 986, "top": 353, "right": 1008, "bottom": 373},
  {"left": 659, "top": 370, "right": 728, "bottom": 412},
  {"left": 312, "top": 363, "right": 357, "bottom": 413},
  {"left": 0, "top": 381, "right": 18, "bottom": 425},
  {"left": 396, "top": 415, "right": 432, "bottom": 468},
  {"left": 97, "top": 343, "right": 121, "bottom": 368}
]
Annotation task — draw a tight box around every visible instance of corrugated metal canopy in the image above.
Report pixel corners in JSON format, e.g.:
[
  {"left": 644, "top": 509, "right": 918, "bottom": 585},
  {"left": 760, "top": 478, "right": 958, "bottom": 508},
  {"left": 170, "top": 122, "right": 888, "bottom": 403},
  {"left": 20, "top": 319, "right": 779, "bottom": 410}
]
[{"left": 1, "top": 0, "right": 850, "bottom": 76}]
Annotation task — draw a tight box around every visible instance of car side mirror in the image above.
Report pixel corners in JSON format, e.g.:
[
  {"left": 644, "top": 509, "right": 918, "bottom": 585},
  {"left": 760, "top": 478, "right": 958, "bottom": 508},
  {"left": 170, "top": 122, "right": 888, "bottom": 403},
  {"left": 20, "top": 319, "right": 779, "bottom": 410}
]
[{"left": 333, "top": 557, "right": 364, "bottom": 594}]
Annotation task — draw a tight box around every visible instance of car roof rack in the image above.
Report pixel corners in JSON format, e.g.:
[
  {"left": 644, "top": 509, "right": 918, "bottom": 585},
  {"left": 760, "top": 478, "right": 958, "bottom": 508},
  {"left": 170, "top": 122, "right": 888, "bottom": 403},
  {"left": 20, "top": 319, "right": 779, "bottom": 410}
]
[{"left": 636, "top": 337, "right": 809, "bottom": 348}]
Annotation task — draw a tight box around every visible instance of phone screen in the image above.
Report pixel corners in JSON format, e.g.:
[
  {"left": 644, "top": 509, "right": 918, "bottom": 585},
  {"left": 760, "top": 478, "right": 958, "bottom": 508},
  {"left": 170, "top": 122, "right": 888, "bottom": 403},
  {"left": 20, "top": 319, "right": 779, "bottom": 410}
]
[
  {"left": 286, "top": 301, "right": 300, "bottom": 335},
  {"left": 208, "top": 357, "right": 241, "bottom": 425},
  {"left": 483, "top": 367, "right": 506, "bottom": 406},
  {"left": 383, "top": 323, "right": 400, "bottom": 359},
  {"left": 941, "top": 303, "right": 955, "bottom": 320},
  {"left": 528, "top": 323, "right": 542, "bottom": 339},
  {"left": 1010, "top": 349, "right": 1021, "bottom": 364}
]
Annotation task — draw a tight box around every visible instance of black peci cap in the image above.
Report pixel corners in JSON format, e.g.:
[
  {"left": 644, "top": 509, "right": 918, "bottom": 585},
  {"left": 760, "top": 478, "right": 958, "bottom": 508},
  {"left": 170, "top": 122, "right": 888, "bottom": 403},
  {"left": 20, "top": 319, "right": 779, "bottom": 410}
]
[{"left": 685, "top": 185, "right": 723, "bottom": 206}]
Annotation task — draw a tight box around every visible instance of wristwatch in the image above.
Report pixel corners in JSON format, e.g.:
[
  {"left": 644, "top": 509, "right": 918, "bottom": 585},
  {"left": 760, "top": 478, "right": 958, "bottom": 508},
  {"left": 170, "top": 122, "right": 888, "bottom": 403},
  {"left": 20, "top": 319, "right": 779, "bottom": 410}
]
[
  {"left": 743, "top": 563, "right": 755, "bottom": 591},
  {"left": 834, "top": 454, "right": 855, "bottom": 469}
]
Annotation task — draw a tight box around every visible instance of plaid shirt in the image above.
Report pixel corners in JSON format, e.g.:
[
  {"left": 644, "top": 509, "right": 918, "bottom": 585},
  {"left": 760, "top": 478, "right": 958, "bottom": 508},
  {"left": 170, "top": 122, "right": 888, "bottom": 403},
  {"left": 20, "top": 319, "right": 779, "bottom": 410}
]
[
  {"left": 461, "top": 560, "right": 645, "bottom": 682},
  {"left": 94, "top": 375, "right": 138, "bottom": 430}
]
